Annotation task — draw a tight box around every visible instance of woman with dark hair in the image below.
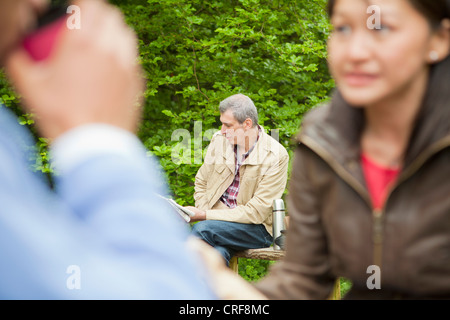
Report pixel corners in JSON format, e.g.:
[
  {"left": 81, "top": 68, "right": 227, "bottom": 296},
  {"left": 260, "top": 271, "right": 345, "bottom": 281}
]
[{"left": 192, "top": 0, "right": 450, "bottom": 299}]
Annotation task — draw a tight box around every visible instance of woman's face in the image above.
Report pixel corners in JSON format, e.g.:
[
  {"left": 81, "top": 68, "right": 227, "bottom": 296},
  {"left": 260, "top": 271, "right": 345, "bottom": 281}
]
[{"left": 327, "top": 0, "right": 438, "bottom": 107}]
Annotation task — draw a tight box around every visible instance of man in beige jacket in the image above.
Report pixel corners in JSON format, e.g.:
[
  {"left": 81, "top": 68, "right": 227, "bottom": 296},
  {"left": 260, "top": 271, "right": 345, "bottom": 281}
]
[{"left": 186, "top": 94, "right": 289, "bottom": 265}]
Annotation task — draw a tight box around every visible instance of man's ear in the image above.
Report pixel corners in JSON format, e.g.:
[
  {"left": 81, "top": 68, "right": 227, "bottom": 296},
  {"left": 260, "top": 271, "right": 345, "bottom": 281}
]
[
  {"left": 243, "top": 118, "right": 253, "bottom": 130},
  {"left": 427, "top": 18, "right": 450, "bottom": 64}
]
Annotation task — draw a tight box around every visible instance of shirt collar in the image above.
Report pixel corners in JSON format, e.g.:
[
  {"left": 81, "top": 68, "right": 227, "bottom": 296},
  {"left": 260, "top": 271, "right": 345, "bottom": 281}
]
[{"left": 235, "top": 125, "right": 261, "bottom": 164}]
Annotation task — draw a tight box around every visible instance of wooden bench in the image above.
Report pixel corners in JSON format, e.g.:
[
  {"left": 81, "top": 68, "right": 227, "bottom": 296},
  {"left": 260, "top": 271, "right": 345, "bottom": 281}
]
[
  {"left": 229, "top": 247, "right": 341, "bottom": 300},
  {"left": 227, "top": 200, "right": 341, "bottom": 299},
  {"left": 229, "top": 247, "right": 285, "bottom": 272}
]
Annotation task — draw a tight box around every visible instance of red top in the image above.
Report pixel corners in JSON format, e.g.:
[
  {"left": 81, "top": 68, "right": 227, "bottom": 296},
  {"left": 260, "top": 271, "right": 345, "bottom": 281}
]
[{"left": 361, "top": 154, "right": 401, "bottom": 210}]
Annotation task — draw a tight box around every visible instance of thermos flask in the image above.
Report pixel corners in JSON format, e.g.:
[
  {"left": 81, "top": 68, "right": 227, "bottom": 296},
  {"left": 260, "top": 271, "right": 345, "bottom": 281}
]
[{"left": 272, "top": 199, "right": 286, "bottom": 250}]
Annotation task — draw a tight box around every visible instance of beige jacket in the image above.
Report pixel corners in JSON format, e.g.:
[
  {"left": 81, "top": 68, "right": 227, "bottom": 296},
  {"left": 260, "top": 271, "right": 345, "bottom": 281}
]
[{"left": 194, "top": 128, "right": 289, "bottom": 235}]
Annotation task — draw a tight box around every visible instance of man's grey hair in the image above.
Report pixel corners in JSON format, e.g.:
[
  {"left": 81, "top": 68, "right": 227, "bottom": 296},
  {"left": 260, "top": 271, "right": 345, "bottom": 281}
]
[{"left": 219, "top": 94, "right": 258, "bottom": 127}]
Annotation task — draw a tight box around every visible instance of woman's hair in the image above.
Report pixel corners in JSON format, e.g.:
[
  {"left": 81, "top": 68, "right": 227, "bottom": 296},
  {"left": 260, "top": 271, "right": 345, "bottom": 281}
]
[
  {"left": 408, "top": 0, "right": 450, "bottom": 29},
  {"left": 327, "top": 0, "right": 450, "bottom": 24}
]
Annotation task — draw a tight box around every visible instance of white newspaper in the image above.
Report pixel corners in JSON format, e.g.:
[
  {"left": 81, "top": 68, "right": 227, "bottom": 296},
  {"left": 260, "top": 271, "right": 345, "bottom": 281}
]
[{"left": 157, "top": 194, "right": 195, "bottom": 222}]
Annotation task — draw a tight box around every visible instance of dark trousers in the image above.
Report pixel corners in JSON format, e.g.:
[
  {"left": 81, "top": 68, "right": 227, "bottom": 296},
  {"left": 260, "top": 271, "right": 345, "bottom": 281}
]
[{"left": 191, "top": 220, "right": 273, "bottom": 265}]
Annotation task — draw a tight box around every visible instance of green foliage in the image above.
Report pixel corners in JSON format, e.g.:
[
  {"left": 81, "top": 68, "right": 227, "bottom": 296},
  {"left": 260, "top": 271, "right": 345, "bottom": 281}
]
[
  {"left": 0, "top": 72, "right": 53, "bottom": 176},
  {"left": 115, "top": 0, "right": 333, "bottom": 204},
  {"left": 118, "top": 0, "right": 334, "bottom": 284},
  {"left": 1, "top": 0, "right": 333, "bottom": 199},
  {"left": 0, "top": 0, "right": 335, "bottom": 284},
  {"left": 238, "top": 258, "right": 274, "bottom": 282},
  {"left": 0, "top": 72, "right": 21, "bottom": 114},
  {"left": 340, "top": 277, "right": 353, "bottom": 298}
]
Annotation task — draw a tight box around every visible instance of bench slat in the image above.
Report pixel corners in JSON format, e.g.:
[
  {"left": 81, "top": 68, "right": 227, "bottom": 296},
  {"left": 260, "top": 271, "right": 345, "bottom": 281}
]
[{"left": 234, "top": 247, "right": 285, "bottom": 261}]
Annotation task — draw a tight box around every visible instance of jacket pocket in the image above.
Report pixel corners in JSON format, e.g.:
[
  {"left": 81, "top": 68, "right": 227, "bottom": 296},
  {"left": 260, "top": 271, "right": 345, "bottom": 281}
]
[
  {"left": 241, "top": 164, "right": 260, "bottom": 178},
  {"left": 240, "top": 168, "right": 260, "bottom": 200},
  {"left": 208, "top": 164, "right": 231, "bottom": 191},
  {"left": 214, "top": 164, "right": 227, "bottom": 174},
  {"left": 206, "top": 165, "right": 233, "bottom": 208}
]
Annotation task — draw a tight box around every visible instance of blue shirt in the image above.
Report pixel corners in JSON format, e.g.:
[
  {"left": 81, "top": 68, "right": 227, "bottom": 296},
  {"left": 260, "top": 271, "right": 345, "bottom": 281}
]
[{"left": 0, "top": 105, "right": 215, "bottom": 299}]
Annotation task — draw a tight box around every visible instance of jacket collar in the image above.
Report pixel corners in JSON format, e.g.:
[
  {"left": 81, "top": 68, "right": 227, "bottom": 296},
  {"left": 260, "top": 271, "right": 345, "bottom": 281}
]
[
  {"left": 244, "top": 126, "right": 275, "bottom": 166},
  {"left": 298, "top": 84, "right": 450, "bottom": 192},
  {"left": 220, "top": 126, "right": 277, "bottom": 173}
]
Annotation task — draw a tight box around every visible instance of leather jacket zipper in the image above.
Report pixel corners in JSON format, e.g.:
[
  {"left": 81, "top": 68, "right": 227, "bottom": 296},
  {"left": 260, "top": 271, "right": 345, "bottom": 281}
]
[
  {"left": 300, "top": 134, "right": 450, "bottom": 269},
  {"left": 375, "top": 136, "right": 450, "bottom": 267},
  {"left": 372, "top": 208, "right": 384, "bottom": 268}
]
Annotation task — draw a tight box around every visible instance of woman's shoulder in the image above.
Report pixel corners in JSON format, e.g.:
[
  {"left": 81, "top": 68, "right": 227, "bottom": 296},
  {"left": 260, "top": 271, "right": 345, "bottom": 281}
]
[{"left": 295, "top": 102, "right": 332, "bottom": 141}]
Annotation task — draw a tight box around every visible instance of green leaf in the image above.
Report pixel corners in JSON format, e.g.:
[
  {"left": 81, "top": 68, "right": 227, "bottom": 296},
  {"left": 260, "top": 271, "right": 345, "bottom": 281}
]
[{"left": 161, "top": 109, "right": 175, "bottom": 118}]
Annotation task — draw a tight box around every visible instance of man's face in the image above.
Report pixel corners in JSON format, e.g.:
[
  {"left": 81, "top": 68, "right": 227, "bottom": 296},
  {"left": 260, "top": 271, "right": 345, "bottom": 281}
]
[
  {"left": 220, "top": 109, "right": 251, "bottom": 146},
  {"left": 0, "top": 0, "right": 48, "bottom": 65}
]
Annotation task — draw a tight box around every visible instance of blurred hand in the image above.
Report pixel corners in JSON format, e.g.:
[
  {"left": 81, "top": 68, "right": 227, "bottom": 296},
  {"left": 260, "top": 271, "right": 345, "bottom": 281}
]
[
  {"left": 5, "top": 0, "right": 145, "bottom": 140},
  {"left": 187, "top": 237, "right": 268, "bottom": 300},
  {"left": 0, "top": 0, "right": 49, "bottom": 65},
  {"left": 185, "top": 206, "right": 206, "bottom": 222}
]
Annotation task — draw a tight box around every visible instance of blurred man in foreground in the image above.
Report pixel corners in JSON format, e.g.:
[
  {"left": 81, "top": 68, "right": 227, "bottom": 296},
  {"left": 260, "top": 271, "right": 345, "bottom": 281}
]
[{"left": 0, "top": 0, "right": 214, "bottom": 299}]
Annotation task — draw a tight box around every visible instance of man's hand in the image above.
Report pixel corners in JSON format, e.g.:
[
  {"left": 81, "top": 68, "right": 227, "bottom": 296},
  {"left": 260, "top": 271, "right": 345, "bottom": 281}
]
[
  {"left": 185, "top": 206, "right": 206, "bottom": 222},
  {"left": 187, "top": 237, "right": 268, "bottom": 300},
  {"left": 6, "top": 0, "right": 145, "bottom": 140}
]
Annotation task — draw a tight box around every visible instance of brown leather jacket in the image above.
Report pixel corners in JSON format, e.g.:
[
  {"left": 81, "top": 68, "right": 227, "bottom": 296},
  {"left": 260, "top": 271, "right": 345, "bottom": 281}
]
[{"left": 255, "top": 93, "right": 450, "bottom": 299}]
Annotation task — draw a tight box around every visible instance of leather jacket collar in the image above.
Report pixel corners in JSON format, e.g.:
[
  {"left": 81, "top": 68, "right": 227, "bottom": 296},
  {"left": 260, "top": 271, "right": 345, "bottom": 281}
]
[{"left": 297, "top": 82, "right": 450, "bottom": 207}]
